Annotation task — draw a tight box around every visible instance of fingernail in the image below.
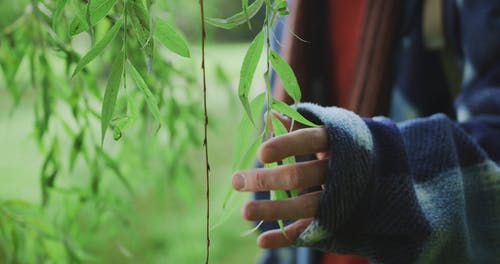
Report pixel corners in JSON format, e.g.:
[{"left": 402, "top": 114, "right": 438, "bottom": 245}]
[{"left": 232, "top": 173, "right": 245, "bottom": 190}]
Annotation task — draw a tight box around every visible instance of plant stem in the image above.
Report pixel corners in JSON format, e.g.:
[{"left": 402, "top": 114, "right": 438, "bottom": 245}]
[
  {"left": 199, "top": 0, "right": 210, "bottom": 263},
  {"left": 264, "top": 0, "right": 272, "bottom": 141}
]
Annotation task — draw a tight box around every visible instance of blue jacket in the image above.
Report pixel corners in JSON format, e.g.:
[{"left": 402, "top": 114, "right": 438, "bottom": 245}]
[{"left": 259, "top": 0, "right": 500, "bottom": 263}]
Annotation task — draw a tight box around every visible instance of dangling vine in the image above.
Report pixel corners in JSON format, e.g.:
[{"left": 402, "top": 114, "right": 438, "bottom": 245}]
[{"left": 198, "top": 0, "right": 211, "bottom": 262}]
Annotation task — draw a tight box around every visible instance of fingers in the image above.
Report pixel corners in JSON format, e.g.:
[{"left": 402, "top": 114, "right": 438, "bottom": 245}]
[
  {"left": 257, "top": 218, "right": 313, "bottom": 248},
  {"left": 258, "top": 128, "right": 328, "bottom": 163},
  {"left": 232, "top": 159, "right": 327, "bottom": 192},
  {"left": 241, "top": 191, "right": 320, "bottom": 221}
]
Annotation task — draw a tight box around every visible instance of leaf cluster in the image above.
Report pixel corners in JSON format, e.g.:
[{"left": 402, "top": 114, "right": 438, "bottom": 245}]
[
  {"left": 208, "top": 0, "right": 320, "bottom": 236},
  {"left": 0, "top": 0, "right": 202, "bottom": 261}
]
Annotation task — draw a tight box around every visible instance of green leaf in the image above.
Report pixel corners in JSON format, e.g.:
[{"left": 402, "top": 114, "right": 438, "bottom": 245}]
[
  {"left": 273, "top": 0, "right": 289, "bottom": 16},
  {"left": 206, "top": 0, "right": 264, "bottom": 29},
  {"left": 232, "top": 93, "right": 265, "bottom": 171},
  {"left": 52, "top": 0, "right": 68, "bottom": 29},
  {"left": 271, "top": 190, "right": 290, "bottom": 240},
  {"left": 130, "top": 0, "right": 152, "bottom": 47},
  {"left": 72, "top": 18, "right": 123, "bottom": 77},
  {"left": 96, "top": 146, "right": 134, "bottom": 195},
  {"left": 270, "top": 115, "right": 298, "bottom": 197},
  {"left": 69, "top": 2, "right": 89, "bottom": 35},
  {"left": 128, "top": 62, "right": 162, "bottom": 125},
  {"left": 69, "top": 0, "right": 118, "bottom": 35},
  {"left": 242, "top": 0, "right": 251, "bottom": 29},
  {"left": 238, "top": 30, "right": 264, "bottom": 128},
  {"left": 130, "top": 14, "right": 150, "bottom": 48},
  {"left": 269, "top": 50, "right": 301, "bottom": 103},
  {"left": 153, "top": 17, "right": 190, "bottom": 58},
  {"left": 101, "top": 52, "right": 124, "bottom": 145},
  {"left": 271, "top": 115, "right": 287, "bottom": 136},
  {"left": 40, "top": 138, "right": 59, "bottom": 207},
  {"left": 271, "top": 190, "right": 288, "bottom": 200},
  {"left": 69, "top": 130, "right": 85, "bottom": 171},
  {"left": 113, "top": 127, "right": 122, "bottom": 140},
  {"left": 69, "top": 18, "right": 87, "bottom": 36},
  {"left": 267, "top": 162, "right": 291, "bottom": 239},
  {"left": 271, "top": 99, "right": 321, "bottom": 127},
  {"left": 271, "top": 115, "right": 296, "bottom": 165},
  {"left": 274, "top": 0, "right": 287, "bottom": 11},
  {"left": 89, "top": 0, "right": 118, "bottom": 25},
  {"left": 110, "top": 91, "right": 140, "bottom": 137}
]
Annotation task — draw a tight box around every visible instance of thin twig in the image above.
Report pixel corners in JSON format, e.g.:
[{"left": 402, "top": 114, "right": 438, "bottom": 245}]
[{"left": 199, "top": 0, "right": 211, "bottom": 263}]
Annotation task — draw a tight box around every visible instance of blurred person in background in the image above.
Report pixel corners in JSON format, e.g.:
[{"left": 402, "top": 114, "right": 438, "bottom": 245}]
[{"left": 232, "top": 0, "right": 500, "bottom": 263}]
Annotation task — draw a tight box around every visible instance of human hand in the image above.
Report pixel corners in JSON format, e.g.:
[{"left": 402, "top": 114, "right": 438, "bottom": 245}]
[{"left": 231, "top": 111, "right": 329, "bottom": 248}]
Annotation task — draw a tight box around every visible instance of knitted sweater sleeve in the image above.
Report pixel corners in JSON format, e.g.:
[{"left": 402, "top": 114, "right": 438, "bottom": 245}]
[
  {"left": 293, "top": 103, "right": 499, "bottom": 263},
  {"left": 292, "top": 2, "right": 500, "bottom": 263}
]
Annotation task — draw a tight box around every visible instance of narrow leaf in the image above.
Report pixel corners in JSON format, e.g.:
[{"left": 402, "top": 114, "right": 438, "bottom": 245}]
[
  {"left": 271, "top": 115, "right": 298, "bottom": 198},
  {"left": 242, "top": 0, "right": 251, "bottom": 29},
  {"left": 154, "top": 17, "right": 190, "bottom": 58},
  {"left": 72, "top": 18, "right": 123, "bottom": 77},
  {"left": 269, "top": 50, "right": 301, "bottom": 103},
  {"left": 130, "top": 15, "right": 150, "bottom": 46},
  {"left": 271, "top": 190, "right": 289, "bottom": 200},
  {"left": 274, "top": 0, "right": 289, "bottom": 16},
  {"left": 271, "top": 99, "right": 321, "bottom": 127},
  {"left": 238, "top": 30, "right": 264, "bottom": 127},
  {"left": 96, "top": 146, "right": 134, "bottom": 195},
  {"left": 268, "top": 162, "right": 290, "bottom": 239},
  {"left": 271, "top": 115, "right": 287, "bottom": 136},
  {"left": 232, "top": 93, "right": 265, "bottom": 170},
  {"left": 69, "top": 2, "right": 89, "bottom": 35},
  {"left": 128, "top": 62, "right": 162, "bottom": 125},
  {"left": 69, "top": 130, "right": 85, "bottom": 171},
  {"left": 89, "top": 0, "right": 118, "bottom": 25},
  {"left": 70, "top": 0, "right": 118, "bottom": 35},
  {"left": 101, "top": 52, "right": 124, "bottom": 145},
  {"left": 206, "top": 0, "right": 264, "bottom": 29},
  {"left": 130, "top": 0, "right": 152, "bottom": 49},
  {"left": 52, "top": 0, "right": 68, "bottom": 29},
  {"left": 271, "top": 116, "right": 296, "bottom": 165}
]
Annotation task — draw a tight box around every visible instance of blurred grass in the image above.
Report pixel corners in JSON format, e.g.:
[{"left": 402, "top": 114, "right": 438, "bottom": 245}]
[{"left": 0, "top": 42, "right": 267, "bottom": 263}]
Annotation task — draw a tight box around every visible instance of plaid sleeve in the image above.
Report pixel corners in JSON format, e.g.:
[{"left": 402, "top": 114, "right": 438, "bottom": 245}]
[
  {"left": 292, "top": 103, "right": 500, "bottom": 264},
  {"left": 292, "top": 1, "right": 500, "bottom": 263}
]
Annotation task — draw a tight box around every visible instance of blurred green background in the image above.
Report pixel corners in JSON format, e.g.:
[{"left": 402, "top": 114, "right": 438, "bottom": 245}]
[{"left": 0, "top": 0, "right": 269, "bottom": 263}]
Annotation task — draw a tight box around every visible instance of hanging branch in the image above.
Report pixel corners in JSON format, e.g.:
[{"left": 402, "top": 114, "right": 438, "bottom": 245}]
[{"left": 199, "top": 0, "right": 211, "bottom": 263}]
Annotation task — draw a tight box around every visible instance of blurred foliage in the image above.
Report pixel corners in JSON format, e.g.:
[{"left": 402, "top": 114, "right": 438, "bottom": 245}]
[
  {"left": 165, "top": 0, "right": 265, "bottom": 42},
  {"left": 0, "top": 0, "right": 250, "bottom": 262},
  {"left": 0, "top": 0, "right": 298, "bottom": 262}
]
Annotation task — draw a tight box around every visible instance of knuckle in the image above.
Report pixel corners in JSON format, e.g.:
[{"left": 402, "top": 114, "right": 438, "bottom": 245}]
[
  {"left": 254, "top": 172, "right": 268, "bottom": 190},
  {"left": 300, "top": 196, "right": 318, "bottom": 217},
  {"left": 310, "top": 128, "right": 327, "bottom": 150},
  {"left": 287, "top": 167, "right": 301, "bottom": 189}
]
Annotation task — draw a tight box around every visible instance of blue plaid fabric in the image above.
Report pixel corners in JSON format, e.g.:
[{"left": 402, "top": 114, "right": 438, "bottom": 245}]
[
  {"left": 259, "top": 0, "right": 500, "bottom": 263},
  {"left": 291, "top": 0, "right": 500, "bottom": 263}
]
